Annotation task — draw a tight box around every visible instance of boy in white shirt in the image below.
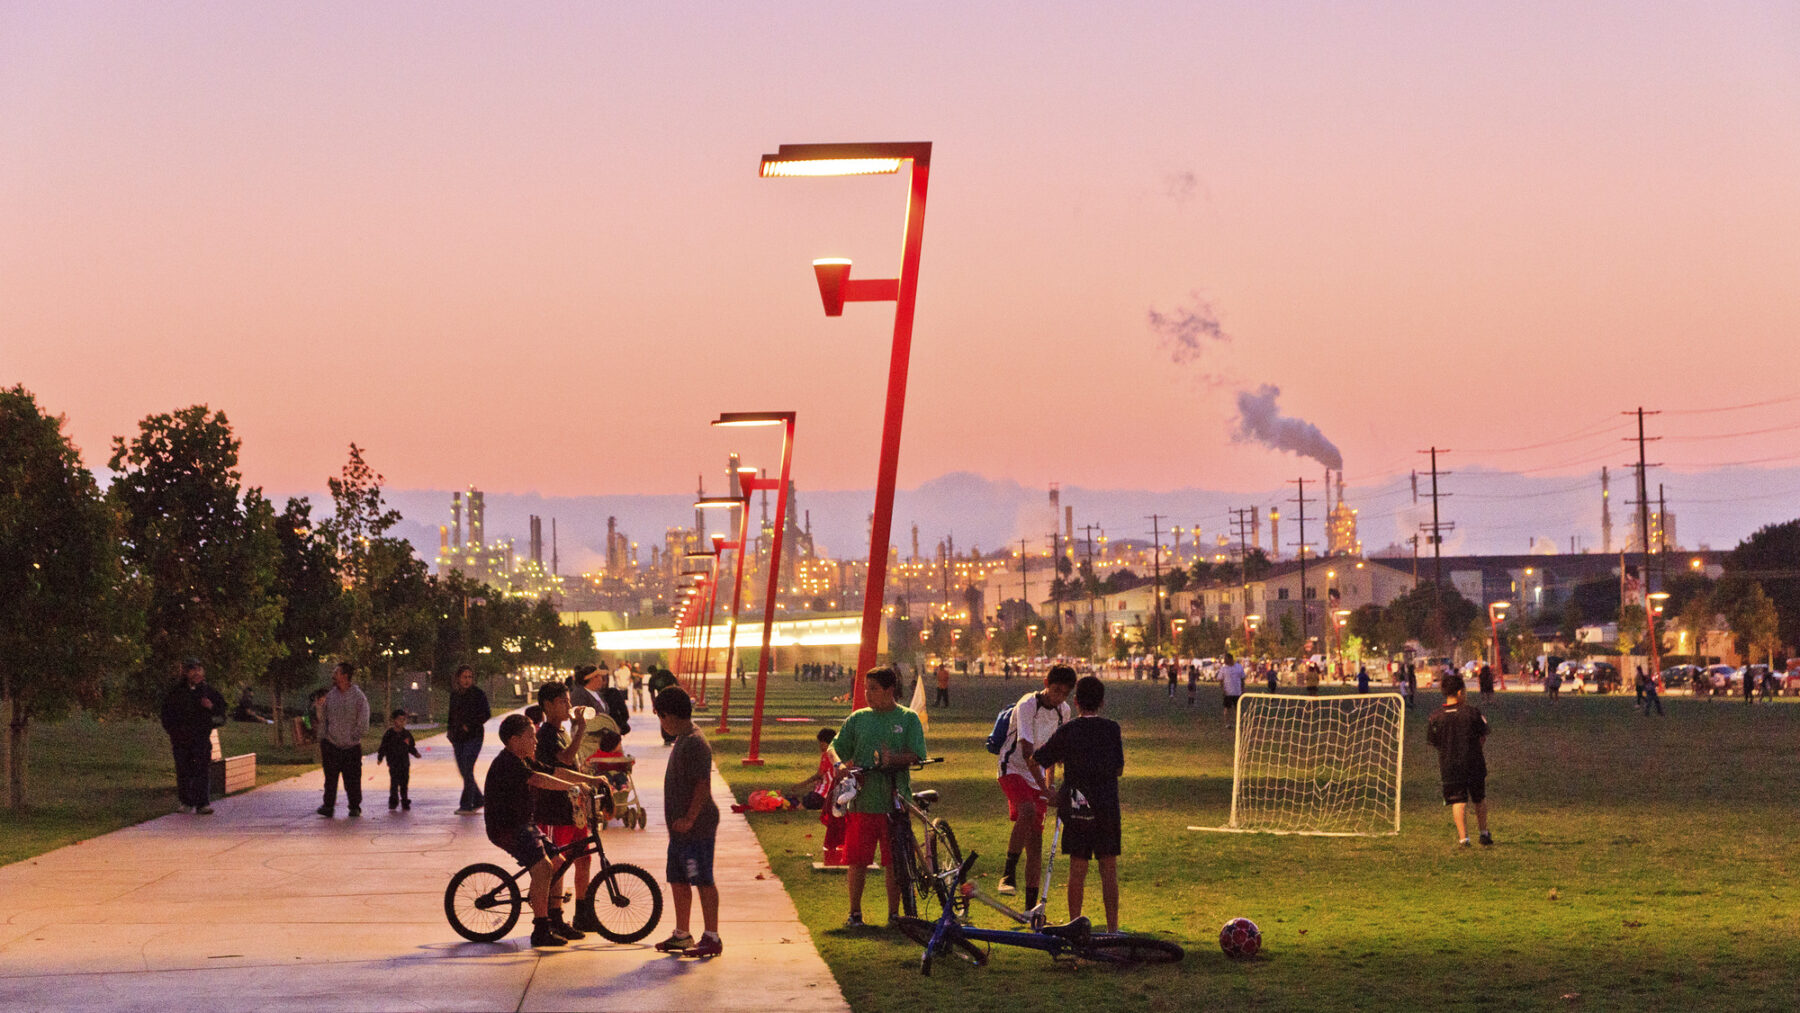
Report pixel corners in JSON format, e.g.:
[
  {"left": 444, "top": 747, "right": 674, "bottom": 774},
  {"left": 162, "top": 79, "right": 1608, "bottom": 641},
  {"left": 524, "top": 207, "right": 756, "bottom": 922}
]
[{"left": 994, "top": 664, "right": 1075, "bottom": 911}]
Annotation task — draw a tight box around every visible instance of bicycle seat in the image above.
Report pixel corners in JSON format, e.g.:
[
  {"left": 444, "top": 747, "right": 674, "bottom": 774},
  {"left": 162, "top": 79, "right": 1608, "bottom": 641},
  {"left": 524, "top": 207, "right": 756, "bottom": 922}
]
[
  {"left": 911, "top": 789, "right": 939, "bottom": 809},
  {"left": 1040, "top": 916, "right": 1091, "bottom": 944}
]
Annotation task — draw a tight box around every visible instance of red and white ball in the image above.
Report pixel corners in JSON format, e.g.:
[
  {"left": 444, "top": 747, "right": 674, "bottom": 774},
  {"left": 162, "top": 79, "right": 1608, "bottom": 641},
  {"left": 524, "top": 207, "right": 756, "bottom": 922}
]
[{"left": 1219, "top": 917, "right": 1261, "bottom": 960}]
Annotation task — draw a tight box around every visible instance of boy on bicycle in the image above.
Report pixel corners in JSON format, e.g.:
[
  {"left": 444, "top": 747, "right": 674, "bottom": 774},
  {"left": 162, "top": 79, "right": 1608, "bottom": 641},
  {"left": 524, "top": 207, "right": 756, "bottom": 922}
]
[
  {"left": 483, "top": 713, "right": 613, "bottom": 948},
  {"left": 832, "top": 666, "right": 927, "bottom": 929}
]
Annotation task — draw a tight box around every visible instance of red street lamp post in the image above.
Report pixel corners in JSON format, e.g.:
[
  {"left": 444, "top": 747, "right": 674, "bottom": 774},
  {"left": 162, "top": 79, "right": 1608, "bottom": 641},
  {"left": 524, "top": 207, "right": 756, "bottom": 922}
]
[
  {"left": 1487, "top": 601, "right": 1510, "bottom": 687},
  {"left": 696, "top": 494, "right": 754, "bottom": 735},
  {"left": 761, "top": 141, "right": 931, "bottom": 710},
  {"left": 685, "top": 550, "right": 726, "bottom": 708},
  {"left": 710, "top": 412, "right": 797, "bottom": 764}
]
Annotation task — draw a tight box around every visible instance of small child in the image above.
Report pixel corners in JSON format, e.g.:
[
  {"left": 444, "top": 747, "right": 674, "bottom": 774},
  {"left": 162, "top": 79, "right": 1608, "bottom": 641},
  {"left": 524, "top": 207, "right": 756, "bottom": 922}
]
[
  {"left": 651, "top": 687, "right": 723, "bottom": 958},
  {"left": 1033, "top": 675, "right": 1125, "bottom": 931},
  {"left": 524, "top": 704, "right": 546, "bottom": 731},
  {"left": 376, "top": 708, "right": 421, "bottom": 810},
  {"left": 790, "top": 728, "right": 846, "bottom": 864},
  {"left": 1426, "top": 672, "right": 1493, "bottom": 847}
]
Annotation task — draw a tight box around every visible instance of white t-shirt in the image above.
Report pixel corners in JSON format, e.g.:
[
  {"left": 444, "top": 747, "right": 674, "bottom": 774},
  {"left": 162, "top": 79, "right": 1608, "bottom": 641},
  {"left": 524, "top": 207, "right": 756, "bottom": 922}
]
[
  {"left": 1220, "top": 663, "right": 1246, "bottom": 696},
  {"left": 999, "top": 690, "right": 1071, "bottom": 780}
]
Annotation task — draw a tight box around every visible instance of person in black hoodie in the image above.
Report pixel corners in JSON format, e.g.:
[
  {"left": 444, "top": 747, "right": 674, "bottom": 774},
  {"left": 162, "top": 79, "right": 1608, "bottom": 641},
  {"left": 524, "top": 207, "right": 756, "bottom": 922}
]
[
  {"left": 160, "top": 659, "right": 227, "bottom": 814},
  {"left": 447, "top": 665, "right": 491, "bottom": 814},
  {"left": 377, "top": 708, "right": 422, "bottom": 810}
]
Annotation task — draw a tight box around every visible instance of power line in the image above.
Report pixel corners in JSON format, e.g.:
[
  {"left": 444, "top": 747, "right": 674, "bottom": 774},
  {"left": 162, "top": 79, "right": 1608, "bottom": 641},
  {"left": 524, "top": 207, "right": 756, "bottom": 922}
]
[{"left": 1665, "top": 392, "right": 1800, "bottom": 415}]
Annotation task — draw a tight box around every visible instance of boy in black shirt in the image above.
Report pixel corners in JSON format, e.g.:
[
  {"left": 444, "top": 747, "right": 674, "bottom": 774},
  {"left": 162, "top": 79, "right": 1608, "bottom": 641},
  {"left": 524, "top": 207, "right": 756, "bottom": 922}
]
[
  {"left": 1032, "top": 675, "right": 1125, "bottom": 931},
  {"left": 376, "top": 708, "right": 421, "bottom": 810},
  {"left": 1426, "top": 672, "right": 1493, "bottom": 847},
  {"left": 484, "top": 713, "right": 612, "bottom": 947}
]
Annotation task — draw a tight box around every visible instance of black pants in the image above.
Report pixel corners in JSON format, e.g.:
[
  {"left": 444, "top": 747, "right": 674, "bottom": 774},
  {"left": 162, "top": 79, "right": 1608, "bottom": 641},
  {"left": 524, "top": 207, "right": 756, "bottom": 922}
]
[
  {"left": 321, "top": 741, "right": 363, "bottom": 811},
  {"left": 388, "top": 766, "right": 410, "bottom": 805},
  {"left": 934, "top": 687, "right": 950, "bottom": 706},
  {"left": 171, "top": 736, "right": 211, "bottom": 808}
]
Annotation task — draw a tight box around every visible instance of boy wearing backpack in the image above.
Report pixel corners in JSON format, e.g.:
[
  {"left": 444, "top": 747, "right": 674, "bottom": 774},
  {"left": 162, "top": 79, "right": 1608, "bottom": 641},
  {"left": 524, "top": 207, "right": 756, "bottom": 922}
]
[{"left": 994, "top": 664, "right": 1075, "bottom": 910}]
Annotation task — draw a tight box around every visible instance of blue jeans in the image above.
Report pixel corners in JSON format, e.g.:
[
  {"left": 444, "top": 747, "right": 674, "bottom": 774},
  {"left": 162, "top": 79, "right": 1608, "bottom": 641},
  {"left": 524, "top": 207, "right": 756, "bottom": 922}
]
[{"left": 453, "top": 736, "right": 484, "bottom": 810}]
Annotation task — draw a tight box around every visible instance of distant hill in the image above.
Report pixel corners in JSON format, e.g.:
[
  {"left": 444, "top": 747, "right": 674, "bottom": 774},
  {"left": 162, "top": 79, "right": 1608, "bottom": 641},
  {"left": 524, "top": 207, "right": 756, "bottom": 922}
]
[{"left": 273, "top": 466, "right": 1799, "bottom": 573}]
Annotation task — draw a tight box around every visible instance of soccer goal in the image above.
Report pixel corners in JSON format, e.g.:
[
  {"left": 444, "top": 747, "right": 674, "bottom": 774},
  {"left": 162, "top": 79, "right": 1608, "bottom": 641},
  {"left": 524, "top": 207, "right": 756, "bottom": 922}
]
[{"left": 1190, "top": 693, "right": 1405, "bottom": 836}]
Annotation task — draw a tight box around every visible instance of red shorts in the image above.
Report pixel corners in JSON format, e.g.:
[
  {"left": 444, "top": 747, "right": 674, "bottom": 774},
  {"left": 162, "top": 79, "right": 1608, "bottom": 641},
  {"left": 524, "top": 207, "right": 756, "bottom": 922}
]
[
  {"left": 539, "top": 823, "right": 582, "bottom": 849},
  {"left": 999, "top": 773, "right": 1048, "bottom": 825},
  {"left": 841, "top": 812, "right": 891, "bottom": 867}
]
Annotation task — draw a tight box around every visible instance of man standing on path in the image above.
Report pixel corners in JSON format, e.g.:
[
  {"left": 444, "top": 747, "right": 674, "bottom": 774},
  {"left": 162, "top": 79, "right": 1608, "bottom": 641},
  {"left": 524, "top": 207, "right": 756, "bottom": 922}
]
[
  {"left": 315, "top": 661, "right": 370, "bottom": 817},
  {"left": 160, "top": 659, "right": 226, "bottom": 815},
  {"left": 833, "top": 667, "right": 927, "bottom": 929},
  {"left": 1219, "top": 653, "right": 1245, "bottom": 718},
  {"left": 448, "top": 665, "right": 490, "bottom": 814}
]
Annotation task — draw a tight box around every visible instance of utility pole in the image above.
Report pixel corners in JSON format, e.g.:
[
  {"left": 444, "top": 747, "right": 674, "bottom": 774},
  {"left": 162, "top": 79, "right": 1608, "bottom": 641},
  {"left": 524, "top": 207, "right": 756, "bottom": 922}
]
[
  {"left": 1046, "top": 527, "right": 1064, "bottom": 643},
  {"left": 1288, "top": 480, "right": 1315, "bottom": 651},
  {"left": 1229, "top": 507, "right": 1255, "bottom": 640},
  {"left": 1146, "top": 514, "right": 1165, "bottom": 656},
  {"left": 1081, "top": 523, "right": 1105, "bottom": 659},
  {"left": 1416, "top": 447, "right": 1454, "bottom": 614},
  {"left": 1624, "top": 407, "right": 1663, "bottom": 682},
  {"left": 1019, "top": 538, "right": 1031, "bottom": 628}
]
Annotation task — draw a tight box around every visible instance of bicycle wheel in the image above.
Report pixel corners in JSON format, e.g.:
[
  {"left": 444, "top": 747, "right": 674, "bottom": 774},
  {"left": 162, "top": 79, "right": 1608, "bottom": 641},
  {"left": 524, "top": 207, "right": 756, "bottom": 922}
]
[
  {"left": 888, "top": 816, "right": 920, "bottom": 918},
  {"left": 925, "top": 818, "right": 966, "bottom": 917},
  {"left": 1083, "top": 934, "right": 1185, "bottom": 966},
  {"left": 585, "top": 862, "right": 663, "bottom": 943},
  {"left": 894, "top": 916, "right": 987, "bottom": 969},
  {"left": 445, "top": 863, "right": 522, "bottom": 943}
]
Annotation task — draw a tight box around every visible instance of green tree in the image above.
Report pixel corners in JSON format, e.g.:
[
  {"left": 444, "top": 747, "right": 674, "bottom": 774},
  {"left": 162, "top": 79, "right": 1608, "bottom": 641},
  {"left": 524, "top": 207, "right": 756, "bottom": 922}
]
[
  {"left": 1721, "top": 581, "right": 1780, "bottom": 665},
  {"left": 321, "top": 444, "right": 433, "bottom": 713},
  {"left": 1241, "top": 548, "right": 1273, "bottom": 581},
  {"left": 108, "top": 405, "right": 284, "bottom": 704},
  {"left": 1725, "top": 519, "right": 1800, "bottom": 653},
  {"left": 1676, "top": 585, "right": 1715, "bottom": 663},
  {"left": 1385, "top": 582, "right": 1479, "bottom": 652},
  {"left": 266, "top": 497, "right": 342, "bottom": 745},
  {"left": 2, "top": 387, "right": 145, "bottom": 808},
  {"left": 1617, "top": 604, "right": 1647, "bottom": 656}
]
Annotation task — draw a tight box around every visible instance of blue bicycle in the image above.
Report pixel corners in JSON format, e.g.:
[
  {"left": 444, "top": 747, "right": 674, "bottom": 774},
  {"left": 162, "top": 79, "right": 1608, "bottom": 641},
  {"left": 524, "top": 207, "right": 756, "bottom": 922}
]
[{"left": 894, "top": 848, "right": 1184, "bottom": 974}]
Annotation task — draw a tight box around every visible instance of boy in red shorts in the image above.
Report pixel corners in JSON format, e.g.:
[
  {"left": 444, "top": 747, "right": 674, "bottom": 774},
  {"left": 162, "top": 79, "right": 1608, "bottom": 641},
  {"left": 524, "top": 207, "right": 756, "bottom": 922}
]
[{"left": 831, "top": 667, "right": 927, "bottom": 929}]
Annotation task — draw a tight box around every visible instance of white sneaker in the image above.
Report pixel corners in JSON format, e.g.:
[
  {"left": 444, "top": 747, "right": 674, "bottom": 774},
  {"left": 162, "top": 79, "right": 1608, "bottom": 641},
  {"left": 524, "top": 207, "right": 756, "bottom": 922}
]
[{"left": 996, "top": 876, "right": 1017, "bottom": 895}]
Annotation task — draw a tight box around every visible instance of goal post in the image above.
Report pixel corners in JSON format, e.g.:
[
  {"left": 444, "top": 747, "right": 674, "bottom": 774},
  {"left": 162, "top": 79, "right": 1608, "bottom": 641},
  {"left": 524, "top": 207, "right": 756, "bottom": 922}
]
[{"left": 1190, "top": 692, "right": 1405, "bottom": 837}]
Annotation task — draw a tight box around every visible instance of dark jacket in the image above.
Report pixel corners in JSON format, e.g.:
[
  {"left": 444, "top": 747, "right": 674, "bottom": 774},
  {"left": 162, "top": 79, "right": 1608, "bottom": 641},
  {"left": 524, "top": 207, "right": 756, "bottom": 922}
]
[
  {"left": 447, "top": 686, "right": 491, "bottom": 744},
  {"left": 161, "top": 680, "right": 227, "bottom": 744}
]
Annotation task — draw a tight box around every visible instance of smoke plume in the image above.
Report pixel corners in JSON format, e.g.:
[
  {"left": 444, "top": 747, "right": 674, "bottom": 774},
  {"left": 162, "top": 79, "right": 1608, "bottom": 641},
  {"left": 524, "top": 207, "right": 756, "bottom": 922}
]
[
  {"left": 1233, "top": 384, "right": 1344, "bottom": 470},
  {"left": 1148, "top": 293, "right": 1229, "bottom": 368}
]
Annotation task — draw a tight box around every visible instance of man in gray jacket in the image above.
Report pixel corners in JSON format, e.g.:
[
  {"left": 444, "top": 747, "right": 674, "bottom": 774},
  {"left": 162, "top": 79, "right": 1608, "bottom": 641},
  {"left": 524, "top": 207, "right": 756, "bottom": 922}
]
[{"left": 315, "top": 662, "right": 371, "bottom": 817}]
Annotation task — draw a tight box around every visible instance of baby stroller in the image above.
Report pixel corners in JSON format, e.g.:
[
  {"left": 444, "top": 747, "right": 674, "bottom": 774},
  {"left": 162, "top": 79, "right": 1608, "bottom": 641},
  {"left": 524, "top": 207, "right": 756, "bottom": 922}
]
[{"left": 583, "top": 714, "right": 648, "bottom": 830}]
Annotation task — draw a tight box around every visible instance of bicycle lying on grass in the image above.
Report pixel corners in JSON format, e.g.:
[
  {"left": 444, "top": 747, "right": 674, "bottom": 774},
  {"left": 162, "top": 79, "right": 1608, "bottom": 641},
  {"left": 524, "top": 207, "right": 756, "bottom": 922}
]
[
  {"left": 445, "top": 790, "right": 662, "bottom": 944},
  {"left": 894, "top": 848, "right": 1184, "bottom": 974}
]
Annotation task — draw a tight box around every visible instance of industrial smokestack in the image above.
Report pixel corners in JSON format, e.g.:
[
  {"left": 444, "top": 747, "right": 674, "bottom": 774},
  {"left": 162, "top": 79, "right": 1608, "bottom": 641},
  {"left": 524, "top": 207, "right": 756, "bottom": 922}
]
[
  {"left": 1233, "top": 385, "right": 1344, "bottom": 470},
  {"left": 1269, "top": 508, "right": 1281, "bottom": 562}
]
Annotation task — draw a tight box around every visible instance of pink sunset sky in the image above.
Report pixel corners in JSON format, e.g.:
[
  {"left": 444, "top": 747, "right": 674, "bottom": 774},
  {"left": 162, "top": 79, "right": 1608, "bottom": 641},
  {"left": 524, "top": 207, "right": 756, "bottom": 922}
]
[{"left": 6, "top": 2, "right": 1799, "bottom": 504}]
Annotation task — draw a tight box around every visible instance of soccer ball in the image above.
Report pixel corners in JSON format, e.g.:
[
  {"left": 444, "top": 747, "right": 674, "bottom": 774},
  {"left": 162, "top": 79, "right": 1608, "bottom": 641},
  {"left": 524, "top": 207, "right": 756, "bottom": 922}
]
[{"left": 1219, "top": 917, "right": 1261, "bottom": 960}]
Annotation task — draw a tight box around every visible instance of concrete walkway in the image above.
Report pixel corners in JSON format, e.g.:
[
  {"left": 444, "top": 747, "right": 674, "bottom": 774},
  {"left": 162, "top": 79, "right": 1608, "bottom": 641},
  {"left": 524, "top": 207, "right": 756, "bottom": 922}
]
[{"left": 0, "top": 710, "right": 849, "bottom": 1013}]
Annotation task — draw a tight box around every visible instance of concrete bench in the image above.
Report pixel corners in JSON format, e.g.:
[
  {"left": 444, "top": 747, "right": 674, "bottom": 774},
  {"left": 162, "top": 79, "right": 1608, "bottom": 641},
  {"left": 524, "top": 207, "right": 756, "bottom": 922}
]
[{"left": 209, "top": 753, "right": 257, "bottom": 797}]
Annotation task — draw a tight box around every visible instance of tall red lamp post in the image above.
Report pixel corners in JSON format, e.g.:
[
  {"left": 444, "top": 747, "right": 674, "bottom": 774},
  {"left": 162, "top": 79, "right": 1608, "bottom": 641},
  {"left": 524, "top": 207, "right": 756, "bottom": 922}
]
[
  {"left": 761, "top": 141, "right": 931, "bottom": 710},
  {"left": 711, "top": 412, "right": 797, "bottom": 765},
  {"left": 696, "top": 496, "right": 754, "bottom": 734},
  {"left": 684, "top": 551, "right": 725, "bottom": 708},
  {"left": 1487, "top": 601, "right": 1510, "bottom": 686}
]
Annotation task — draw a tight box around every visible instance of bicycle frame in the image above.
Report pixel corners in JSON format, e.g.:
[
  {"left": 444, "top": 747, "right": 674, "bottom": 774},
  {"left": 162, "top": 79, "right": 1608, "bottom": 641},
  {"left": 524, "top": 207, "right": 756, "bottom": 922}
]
[{"left": 956, "top": 816, "right": 1061, "bottom": 929}]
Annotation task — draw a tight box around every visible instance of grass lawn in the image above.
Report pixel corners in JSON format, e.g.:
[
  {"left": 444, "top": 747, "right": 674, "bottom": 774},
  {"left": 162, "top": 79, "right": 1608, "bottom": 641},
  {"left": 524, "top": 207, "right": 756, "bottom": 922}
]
[
  {"left": 0, "top": 683, "right": 448, "bottom": 867},
  {"left": 703, "top": 672, "right": 1800, "bottom": 1012}
]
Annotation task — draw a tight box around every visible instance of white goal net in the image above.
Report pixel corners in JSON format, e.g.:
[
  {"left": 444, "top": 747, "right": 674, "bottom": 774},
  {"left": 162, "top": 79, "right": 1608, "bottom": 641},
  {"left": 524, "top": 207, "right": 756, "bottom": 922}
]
[{"left": 1192, "top": 693, "right": 1405, "bottom": 836}]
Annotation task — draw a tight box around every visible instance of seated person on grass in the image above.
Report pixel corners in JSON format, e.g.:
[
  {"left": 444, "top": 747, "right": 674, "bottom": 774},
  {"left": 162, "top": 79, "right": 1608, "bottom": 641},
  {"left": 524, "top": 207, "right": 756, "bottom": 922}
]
[{"left": 483, "top": 712, "right": 615, "bottom": 949}]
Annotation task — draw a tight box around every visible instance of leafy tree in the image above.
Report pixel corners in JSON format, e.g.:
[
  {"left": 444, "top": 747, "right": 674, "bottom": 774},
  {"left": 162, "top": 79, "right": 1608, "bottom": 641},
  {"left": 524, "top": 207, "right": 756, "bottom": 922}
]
[
  {"left": 1241, "top": 548, "right": 1273, "bottom": 581},
  {"left": 1676, "top": 585, "right": 1716, "bottom": 664},
  {"left": 1617, "top": 604, "right": 1647, "bottom": 656},
  {"left": 1, "top": 387, "right": 145, "bottom": 808},
  {"left": 1725, "top": 519, "right": 1800, "bottom": 653},
  {"left": 108, "top": 405, "right": 284, "bottom": 705},
  {"left": 1385, "top": 582, "right": 1479, "bottom": 651},
  {"left": 1189, "top": 558, "right": 1215, "bottom": 584},
  {"left": 266, "top": 497, "right": 342, "bottom": 744},
  {"left": 1163, "top": 568, "right": 1189, "bottom": 594},
  {"left": 1558, "top": 597, "right": 1583, "bottom": 647},
  {"left": 1721, "top": 580, "right": 1780, "bottom": 665},
  {"left": 321, "top": 444, "right": 433, "bottom": 713},
  {"left": 1506, "top": 622, "right": 1543, "bottom": 673}
]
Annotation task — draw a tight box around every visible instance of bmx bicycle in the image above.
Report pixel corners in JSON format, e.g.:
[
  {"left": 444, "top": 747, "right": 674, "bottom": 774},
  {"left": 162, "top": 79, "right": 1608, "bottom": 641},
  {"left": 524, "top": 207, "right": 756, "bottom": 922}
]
[{"left": 444, "top": 788, "right": 662, "bottom": 943}]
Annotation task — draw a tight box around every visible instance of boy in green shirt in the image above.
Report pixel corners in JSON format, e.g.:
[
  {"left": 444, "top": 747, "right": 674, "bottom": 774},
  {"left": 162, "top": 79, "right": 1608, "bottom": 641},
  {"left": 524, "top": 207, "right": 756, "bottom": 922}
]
[{"left": 832, "top": 666, "right": 928, "bottom": 929}]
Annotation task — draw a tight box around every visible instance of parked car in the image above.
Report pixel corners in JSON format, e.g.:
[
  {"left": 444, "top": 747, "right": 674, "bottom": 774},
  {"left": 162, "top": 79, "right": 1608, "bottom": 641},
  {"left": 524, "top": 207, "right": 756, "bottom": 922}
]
[{"left": 1584, "top": 661, "right": 1622, "bottom": 694}]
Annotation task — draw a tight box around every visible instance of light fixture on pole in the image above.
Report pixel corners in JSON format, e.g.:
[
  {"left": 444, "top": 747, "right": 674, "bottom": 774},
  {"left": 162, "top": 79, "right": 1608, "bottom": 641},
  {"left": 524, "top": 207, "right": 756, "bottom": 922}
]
[
  {"left": 1487, "top": 601, "right": 1510, "bottom": 684},
  {"left": 761, "top": 141, "right": 931, "bottom": 710},
  {"left": 697, "top": 495, "right": 754, "bottom": 735},
  {"left": 1647, "top": 591, "right": 1671, "bottom": 690},
  {"left": 711, "top": 412, "right": 797, "bottom": 764}
]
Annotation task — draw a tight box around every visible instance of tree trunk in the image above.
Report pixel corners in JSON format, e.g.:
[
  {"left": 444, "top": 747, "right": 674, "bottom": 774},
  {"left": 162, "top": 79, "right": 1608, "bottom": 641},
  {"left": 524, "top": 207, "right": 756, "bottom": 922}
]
[
  {"left": 272, "top": 686, "right": 285, "bottom": 747},
  {"left": 8, "top": 695, "right": 27, "bottom": 811}
]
